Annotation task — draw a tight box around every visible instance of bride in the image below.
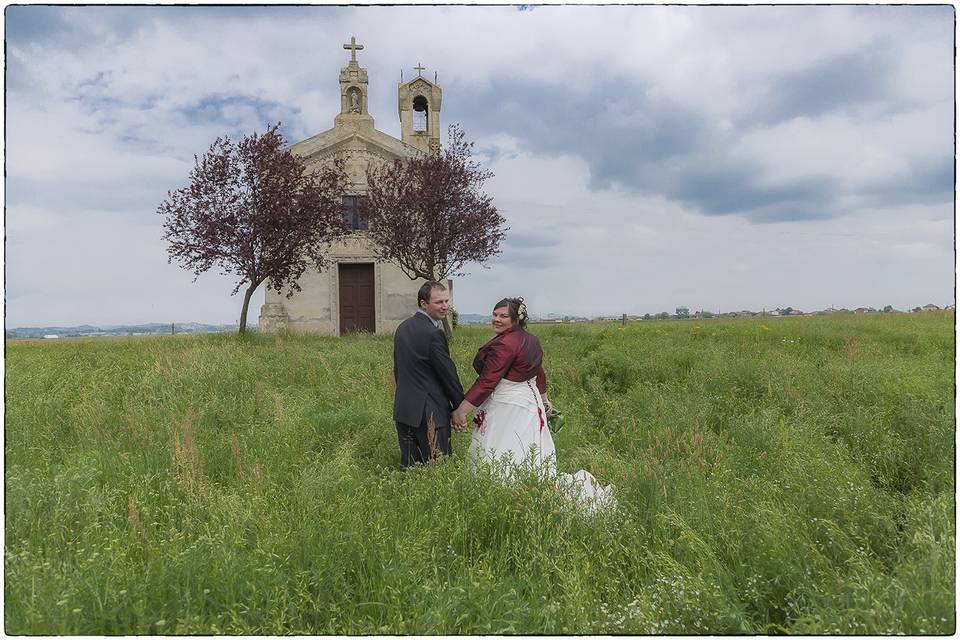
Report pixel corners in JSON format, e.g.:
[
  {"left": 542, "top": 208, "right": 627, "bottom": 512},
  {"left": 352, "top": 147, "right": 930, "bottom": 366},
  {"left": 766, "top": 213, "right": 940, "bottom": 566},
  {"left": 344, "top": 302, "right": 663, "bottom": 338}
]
[{"left": 452, "top": 297, "right": 615, "bottom": 513}]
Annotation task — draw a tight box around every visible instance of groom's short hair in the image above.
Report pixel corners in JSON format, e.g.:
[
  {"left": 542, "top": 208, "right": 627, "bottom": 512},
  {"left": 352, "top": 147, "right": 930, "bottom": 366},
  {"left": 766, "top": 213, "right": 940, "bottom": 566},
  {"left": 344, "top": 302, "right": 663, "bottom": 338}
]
[{"left": 417, "top": 281, "right": 446, "bottom": 306}]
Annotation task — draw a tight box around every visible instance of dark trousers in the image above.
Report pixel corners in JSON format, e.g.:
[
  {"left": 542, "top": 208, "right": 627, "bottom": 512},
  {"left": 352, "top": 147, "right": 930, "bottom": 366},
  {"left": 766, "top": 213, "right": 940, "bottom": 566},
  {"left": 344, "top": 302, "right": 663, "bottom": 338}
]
[{"left": 395, "top": 417, "right": 452, "bottom": 467}]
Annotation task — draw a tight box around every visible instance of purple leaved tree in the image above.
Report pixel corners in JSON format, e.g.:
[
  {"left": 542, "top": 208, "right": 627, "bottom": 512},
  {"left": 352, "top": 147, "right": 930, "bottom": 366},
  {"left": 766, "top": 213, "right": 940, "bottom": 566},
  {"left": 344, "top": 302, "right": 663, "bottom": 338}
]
[
  {"left": 158, "top": 123, "right": 349, "bottom": 334},
  {"left": 362, "top": 124, "right": 508, "bottom": 336}
]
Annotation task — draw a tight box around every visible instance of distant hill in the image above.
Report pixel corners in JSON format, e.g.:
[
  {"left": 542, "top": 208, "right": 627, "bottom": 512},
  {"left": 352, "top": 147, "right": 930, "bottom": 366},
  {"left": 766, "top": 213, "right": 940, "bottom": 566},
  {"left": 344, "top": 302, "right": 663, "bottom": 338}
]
[
  {"left": 6, "top": 323, "right": 239, "bottom": 340},
  {"left": 456, "top": 313, "right": 490, "bottom": 325}
]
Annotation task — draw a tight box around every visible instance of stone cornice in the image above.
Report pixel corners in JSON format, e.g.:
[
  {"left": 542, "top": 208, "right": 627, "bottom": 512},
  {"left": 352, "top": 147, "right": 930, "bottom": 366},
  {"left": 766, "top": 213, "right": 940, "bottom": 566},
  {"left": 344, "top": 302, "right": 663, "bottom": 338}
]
[{"left": 292, "top": 129, "right": 422, "bottom": 164}]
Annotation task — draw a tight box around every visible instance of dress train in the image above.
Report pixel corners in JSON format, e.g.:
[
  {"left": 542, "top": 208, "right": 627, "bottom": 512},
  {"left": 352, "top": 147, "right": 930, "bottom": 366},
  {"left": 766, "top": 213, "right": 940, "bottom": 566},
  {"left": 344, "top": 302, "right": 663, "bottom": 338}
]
[{"left": 467, "top": 378, "right": 616, "bottom": 514}]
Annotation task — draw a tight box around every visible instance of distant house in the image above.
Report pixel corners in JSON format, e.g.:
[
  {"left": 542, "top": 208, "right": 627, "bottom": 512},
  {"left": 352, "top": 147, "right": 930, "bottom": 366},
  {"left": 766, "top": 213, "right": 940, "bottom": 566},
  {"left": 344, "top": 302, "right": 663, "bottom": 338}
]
[
  {"left": 42, "top": 334, "right": 59, "bottom": 339},
  {"left": 853, "top": 307, "right": 876, "bottom": 314},
  {"left": 921, "top": 304, "right": 940, "bottom": 312}
]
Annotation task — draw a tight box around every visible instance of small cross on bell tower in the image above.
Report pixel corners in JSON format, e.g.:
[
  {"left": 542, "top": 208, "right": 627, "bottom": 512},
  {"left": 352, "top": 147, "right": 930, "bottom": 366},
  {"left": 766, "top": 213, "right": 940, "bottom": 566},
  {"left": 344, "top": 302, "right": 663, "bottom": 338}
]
[{"left": 398, "top": 62, "right": 442, "bottom": 154}]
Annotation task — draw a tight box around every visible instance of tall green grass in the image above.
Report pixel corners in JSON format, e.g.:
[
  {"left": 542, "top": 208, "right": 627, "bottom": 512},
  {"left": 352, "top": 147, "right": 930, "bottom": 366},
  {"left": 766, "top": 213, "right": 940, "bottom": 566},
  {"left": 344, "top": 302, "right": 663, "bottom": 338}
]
[{"left": 5, "top": 314, "right": 955, "bottom": 633}]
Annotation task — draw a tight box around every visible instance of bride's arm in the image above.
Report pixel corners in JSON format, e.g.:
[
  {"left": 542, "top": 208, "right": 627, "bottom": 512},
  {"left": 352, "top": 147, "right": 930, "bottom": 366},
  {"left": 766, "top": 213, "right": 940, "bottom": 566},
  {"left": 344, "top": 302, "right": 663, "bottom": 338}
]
[
  {"left": 459, "top": 339, "right": 514, "bottom": 425},
  {"left": 541, "top": 393, "right": 554, "bottom": 416},
  {"left": 535, "top": 362, "right": 552, "bottom": 415},
  {"left": 453, "top": 399, "right": 477, "bottom": 428}
]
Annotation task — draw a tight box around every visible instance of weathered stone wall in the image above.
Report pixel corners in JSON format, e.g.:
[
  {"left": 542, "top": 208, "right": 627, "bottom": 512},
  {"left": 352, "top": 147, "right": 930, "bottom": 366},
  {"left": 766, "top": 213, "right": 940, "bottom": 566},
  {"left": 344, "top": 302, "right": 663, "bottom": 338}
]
[{"left": 260, "top": 258, "right": 430, "bottom": 335}]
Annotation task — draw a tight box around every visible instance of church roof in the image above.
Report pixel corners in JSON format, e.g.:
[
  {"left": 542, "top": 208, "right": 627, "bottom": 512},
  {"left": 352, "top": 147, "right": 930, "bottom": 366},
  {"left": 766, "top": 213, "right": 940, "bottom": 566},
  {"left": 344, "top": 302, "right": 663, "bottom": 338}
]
[
  {"left": 289, "top": 125, "right": 423, "bottom": 164},
  {"left": 402, "top": 74, "right": 437, "bottom": 90}
]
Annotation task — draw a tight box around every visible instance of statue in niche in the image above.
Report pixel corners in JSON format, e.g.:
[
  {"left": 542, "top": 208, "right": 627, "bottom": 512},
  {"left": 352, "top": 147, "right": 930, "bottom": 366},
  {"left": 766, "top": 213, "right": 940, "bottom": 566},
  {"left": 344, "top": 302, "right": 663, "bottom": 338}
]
[{"left": 348, "top": 89, "right": 361, "bottom": 113}]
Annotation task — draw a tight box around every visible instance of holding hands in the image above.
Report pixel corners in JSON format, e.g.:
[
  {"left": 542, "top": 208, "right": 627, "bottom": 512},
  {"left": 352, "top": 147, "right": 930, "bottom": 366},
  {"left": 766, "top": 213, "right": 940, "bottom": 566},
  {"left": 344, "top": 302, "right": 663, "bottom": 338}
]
[
  {"left": 451, "top": 397, "right": 551, "bottom": 431},
  {"left": 451, "top": 399, "right": 476, "bottom": 432}
]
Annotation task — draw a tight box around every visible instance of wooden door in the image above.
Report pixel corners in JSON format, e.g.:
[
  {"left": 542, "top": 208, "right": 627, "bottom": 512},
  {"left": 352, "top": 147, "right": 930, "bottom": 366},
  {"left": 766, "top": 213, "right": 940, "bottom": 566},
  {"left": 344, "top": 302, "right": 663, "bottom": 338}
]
[{"left": 338, "top": 263, "right": 376, "bottom": 333}]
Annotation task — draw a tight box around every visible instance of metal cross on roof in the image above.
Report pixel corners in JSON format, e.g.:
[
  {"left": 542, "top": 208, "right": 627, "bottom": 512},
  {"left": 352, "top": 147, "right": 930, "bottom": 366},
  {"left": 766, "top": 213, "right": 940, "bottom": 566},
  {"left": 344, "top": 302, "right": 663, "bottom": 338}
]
[
  {"left": 343, "top": 36, "right": 364, "bottom": 62},
  {"left": 414, "top": 63, "right": 425, "bottom": 77}
]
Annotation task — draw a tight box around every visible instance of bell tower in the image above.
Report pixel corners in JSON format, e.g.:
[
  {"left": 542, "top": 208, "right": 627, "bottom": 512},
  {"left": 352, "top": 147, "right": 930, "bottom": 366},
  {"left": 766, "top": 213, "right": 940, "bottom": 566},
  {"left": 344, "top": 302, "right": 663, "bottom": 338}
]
[
  {"left": 335, "top": 36, "right": 374, "bottom": 128},
  {"left": 398, "top": 63, "right": 442, "bottom": 153}
]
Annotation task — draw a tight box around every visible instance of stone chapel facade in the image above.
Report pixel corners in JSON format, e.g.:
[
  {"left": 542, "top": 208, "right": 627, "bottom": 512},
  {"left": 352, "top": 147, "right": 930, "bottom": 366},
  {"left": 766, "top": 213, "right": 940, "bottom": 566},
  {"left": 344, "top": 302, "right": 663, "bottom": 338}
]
[{"left": 258, "top": 37, "right": 446, "bottom": 335}]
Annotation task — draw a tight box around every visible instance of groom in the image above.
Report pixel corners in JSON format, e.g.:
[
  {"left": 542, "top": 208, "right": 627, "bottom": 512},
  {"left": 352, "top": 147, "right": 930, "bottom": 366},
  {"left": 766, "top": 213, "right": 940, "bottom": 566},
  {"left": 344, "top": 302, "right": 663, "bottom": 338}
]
[{"left": 393, "top": 281, "right": 466, "bottom": 467}]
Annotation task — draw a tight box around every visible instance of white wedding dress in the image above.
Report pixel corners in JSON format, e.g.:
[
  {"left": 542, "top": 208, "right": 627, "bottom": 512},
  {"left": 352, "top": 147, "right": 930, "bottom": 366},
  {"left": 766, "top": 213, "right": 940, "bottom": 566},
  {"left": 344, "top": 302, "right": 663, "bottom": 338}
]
[{"left": 467, "top": 377, "right": 616, "bottom": 514}]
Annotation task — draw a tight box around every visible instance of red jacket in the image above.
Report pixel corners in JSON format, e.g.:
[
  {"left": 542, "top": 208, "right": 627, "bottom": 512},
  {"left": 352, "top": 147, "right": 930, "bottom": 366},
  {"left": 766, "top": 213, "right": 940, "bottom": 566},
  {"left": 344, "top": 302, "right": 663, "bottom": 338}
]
[{"left": 464, "top": 327, "right": 547, "bottom": 406}]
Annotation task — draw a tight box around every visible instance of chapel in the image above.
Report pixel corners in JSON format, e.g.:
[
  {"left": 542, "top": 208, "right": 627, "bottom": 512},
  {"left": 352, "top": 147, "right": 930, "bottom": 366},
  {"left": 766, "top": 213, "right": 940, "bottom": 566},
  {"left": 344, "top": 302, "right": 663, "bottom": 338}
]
[{"left": 258, "top": 37, "right": 446, "bottom": 334}]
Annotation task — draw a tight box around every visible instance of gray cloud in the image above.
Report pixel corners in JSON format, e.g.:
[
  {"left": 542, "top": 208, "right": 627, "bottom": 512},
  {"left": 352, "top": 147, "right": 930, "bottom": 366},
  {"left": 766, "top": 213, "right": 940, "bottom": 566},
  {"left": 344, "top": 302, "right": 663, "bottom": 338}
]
[
  {"left": 751, "top": 48, "right": 895, "bottom": 125},
  {"left": 451, "top": 80, "right": 710, "bottom": 185},
  {"left": 5, "top": 6, "right": 76, "bottom": 44},
  {"left": 488, "top": 227, "right": 563, "bottom": 270},
  {"left": 675, "top": 167, "right": 840, "bottom": 221},
  {"left": 6, "top": 176, "right": 174, "bottom": 219},
  {"left": 451, "top": 52, "right": 950, "bottom": 225},
  {"left": 6, "top": 5, "right": 327, "bottom": 42},
  {"left": 177, "top": 94, "right": 302, "bottom": 133},
  {"left": 487, "top": 250, "right": 557, "bottom": 270},
  {"left": 865, "top": 158, "right": 954, "bottom": 209},
  {"left": 501, "top": 228, "right": 562, "bottom": 250}
]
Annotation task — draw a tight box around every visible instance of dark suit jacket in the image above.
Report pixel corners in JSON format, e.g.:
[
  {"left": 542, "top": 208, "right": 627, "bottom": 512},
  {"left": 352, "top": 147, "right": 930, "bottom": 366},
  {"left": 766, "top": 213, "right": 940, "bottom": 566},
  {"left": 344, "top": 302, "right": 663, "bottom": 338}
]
[{"left": 393, "top": 313, "right": 465, "bottom": 428}]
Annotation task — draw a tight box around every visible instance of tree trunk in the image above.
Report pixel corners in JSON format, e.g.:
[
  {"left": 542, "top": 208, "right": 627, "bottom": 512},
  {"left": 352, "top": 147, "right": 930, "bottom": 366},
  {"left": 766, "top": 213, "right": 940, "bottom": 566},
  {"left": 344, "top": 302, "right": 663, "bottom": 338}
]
[
  {"left": 441, "top": 314, "right": 453, "bottom": 339},
  {"left": 238, "top": 283, "right": 257, "bottom": 334}
]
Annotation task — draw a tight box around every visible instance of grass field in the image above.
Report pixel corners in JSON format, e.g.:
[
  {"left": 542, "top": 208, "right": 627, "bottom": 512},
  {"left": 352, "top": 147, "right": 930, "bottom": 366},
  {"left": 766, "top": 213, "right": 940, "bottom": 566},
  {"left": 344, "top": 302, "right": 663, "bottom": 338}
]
[{"left": 4, "top": 313, "right": 955, "bottom": 634}]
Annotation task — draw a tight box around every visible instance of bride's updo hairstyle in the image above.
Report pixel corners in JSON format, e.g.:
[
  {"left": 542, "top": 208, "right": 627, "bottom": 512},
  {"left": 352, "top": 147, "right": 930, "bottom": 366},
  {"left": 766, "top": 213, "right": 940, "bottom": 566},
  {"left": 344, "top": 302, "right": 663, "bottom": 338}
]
[{"left": 494, "top": 297, "right": 529, "bottom": 329}]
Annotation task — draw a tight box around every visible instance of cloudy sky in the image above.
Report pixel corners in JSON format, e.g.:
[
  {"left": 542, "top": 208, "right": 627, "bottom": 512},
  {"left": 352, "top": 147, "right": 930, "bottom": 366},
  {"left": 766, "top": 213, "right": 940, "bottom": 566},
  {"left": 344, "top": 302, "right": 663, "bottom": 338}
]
[{"left": 5, "top": 4, "right": 955, "bottom": 326}]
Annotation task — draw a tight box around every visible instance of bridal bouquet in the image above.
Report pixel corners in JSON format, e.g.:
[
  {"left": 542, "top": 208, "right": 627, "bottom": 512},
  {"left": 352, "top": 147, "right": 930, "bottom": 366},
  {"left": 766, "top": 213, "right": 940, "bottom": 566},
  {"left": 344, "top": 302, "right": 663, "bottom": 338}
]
[{"left": 547, "top": 407, "right": 565, "bottom": 434}]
